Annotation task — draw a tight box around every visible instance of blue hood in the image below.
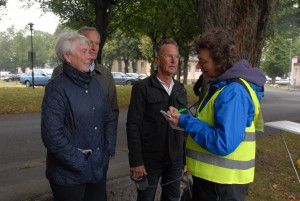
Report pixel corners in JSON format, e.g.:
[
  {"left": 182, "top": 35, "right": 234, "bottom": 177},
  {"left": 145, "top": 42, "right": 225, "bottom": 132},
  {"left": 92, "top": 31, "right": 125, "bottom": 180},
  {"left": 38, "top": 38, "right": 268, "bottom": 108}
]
[{"left": 210, "top": 60, "right": 266, "bottom": 87}]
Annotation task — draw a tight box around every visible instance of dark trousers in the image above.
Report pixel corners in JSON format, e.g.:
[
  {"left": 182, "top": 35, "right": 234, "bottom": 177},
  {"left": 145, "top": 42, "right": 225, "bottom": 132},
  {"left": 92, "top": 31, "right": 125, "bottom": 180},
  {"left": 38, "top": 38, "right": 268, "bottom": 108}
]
[
  {"left": 50, "top": 179, "right": 107, "bottom": 201},
  {"left": 136, "top": 158, "right": 183, "bottom": 201},
  {"left": 192, "top": 176, "right": 249, "bottom": 201}
]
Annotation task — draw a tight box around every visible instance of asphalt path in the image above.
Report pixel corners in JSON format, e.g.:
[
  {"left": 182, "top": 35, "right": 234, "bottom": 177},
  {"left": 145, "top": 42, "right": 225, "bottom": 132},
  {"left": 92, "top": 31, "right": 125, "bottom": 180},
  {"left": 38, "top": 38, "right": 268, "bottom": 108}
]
[{"left": 0, "top": 86, "right": 300, "bottom": 200}]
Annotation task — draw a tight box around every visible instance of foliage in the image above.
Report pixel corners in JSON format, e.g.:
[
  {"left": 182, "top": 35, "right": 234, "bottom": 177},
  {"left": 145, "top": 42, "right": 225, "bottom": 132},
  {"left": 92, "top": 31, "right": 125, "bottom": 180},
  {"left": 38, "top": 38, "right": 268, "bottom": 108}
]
[
  {"left": 0, "top": 0, "right": 6, "bottom": 6},
  {"left": 0, "top": 0, "right": 7, "bottom": 19},
  {"left": 26, "top": 0, "right": 127, "bottom": 63},
  {"left": 117, "top": 0, "right": 200, "bottom": 76},
  {"left": 270, "top": 0, "right": 300, "bottom": 38},
  {"left": 261, "top": 35, "right": 290, "bottom": 81},
  {"left": 261, "top": 0, "right": 300, "bottom": 81},
  {"left": 138, "top": 36, "right": 153, "bottom": 62},
  {"left": 102, "top": 30, "right": 143, "bottom": 73},
  {"left": 0, "top": 27, "right": 58, "bottom": 73}
]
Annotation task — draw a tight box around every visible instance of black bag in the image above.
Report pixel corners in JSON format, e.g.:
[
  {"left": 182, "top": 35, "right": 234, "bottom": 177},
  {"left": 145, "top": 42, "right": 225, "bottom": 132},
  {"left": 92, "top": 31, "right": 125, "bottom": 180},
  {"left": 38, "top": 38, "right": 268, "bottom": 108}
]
[{"left": 180, "top": 173, "right": 192, "bottom": 201}]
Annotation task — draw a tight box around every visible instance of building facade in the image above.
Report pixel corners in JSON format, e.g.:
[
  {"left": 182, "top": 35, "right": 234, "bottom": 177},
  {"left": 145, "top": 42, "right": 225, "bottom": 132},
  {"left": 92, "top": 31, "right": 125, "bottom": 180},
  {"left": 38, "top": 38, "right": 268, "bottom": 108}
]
[
  {"left": 290, "top": 56, "right": 300, "bottom": 90},
  {"left": 110, "top": 56, "right": 202, "bottom": 84}
]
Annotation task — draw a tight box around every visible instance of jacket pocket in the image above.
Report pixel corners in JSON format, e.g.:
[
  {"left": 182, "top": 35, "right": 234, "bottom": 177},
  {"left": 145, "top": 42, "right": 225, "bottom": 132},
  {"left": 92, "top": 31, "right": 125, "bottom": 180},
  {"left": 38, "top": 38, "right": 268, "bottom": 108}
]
[
  {"left": 177, "top": 95, "right": 188, "bottom": 105},
  {"left": 146, "top": 89, "right": 164, "bottom": 104}
]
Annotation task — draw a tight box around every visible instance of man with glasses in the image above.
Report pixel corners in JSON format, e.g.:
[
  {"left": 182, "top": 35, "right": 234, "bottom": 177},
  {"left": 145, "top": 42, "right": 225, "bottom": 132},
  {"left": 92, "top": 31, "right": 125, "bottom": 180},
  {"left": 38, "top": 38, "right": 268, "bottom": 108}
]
[{"left": 126, "top": 38, "right": 188, "bottom": 201}]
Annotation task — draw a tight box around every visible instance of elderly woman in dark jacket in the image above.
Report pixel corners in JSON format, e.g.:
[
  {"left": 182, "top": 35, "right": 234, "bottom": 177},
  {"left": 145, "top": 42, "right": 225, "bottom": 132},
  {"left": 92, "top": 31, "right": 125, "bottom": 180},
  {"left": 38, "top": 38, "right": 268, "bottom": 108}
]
[{"left": 41, "top": 31, "right": 115, "bottom": 201}]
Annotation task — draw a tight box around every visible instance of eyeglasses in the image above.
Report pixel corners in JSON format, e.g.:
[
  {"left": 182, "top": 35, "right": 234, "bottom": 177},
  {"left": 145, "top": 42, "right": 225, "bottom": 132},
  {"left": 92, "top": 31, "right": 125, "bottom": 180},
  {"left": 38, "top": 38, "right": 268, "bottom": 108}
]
[{"left": 159, "top": 54, "right": 180, "bottom": 60}]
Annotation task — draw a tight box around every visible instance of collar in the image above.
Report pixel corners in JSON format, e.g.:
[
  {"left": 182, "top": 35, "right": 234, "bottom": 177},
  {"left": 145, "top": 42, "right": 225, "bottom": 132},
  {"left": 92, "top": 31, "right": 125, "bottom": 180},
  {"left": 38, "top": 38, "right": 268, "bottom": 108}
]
[
  {"left": 156, "top": 76, "right": 174, "bottom": 96},
  {"left": 63, "top": 63, "right": 91, "bottom": 88},
  {"left": 89, "top": 61, "right": 95, "bottom": 72}
]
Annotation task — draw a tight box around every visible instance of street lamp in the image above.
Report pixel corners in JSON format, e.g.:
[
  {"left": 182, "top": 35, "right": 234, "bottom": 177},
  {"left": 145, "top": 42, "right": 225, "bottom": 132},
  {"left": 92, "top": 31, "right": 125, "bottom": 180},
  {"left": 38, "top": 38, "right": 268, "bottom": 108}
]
[
  {"left": 287, "top": 38, "right": 292, "bottom": 90},
  {"left": 12, "top": 52, "right": 17, "bottom": 73},
  {"left": 28, "top": 22, "right": 35, "bottom": 89}
]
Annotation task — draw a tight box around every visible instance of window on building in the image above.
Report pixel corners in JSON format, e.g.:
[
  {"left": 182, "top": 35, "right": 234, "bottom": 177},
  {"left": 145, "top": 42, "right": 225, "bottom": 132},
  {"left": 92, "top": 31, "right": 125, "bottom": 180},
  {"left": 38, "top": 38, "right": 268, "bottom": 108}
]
[
  {"left": 188, "top": 65, "right": 191, "bottom": 72},
  {"left": 141, "top": 62, "right": 145, "bottom": 69}
]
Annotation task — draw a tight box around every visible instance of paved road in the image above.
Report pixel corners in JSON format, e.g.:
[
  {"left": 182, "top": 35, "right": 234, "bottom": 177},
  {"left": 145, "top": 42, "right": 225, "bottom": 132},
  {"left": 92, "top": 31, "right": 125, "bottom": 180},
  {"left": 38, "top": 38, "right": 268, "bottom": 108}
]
[{"left": 0, "top": 87, "right": 300, "bottom": 200}]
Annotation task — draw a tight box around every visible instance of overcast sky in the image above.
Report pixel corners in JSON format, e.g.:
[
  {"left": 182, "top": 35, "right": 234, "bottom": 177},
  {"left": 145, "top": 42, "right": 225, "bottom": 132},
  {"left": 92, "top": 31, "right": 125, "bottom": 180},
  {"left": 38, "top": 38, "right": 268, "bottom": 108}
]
[{"left": 0, "top": 0, "right": 59, "bottom": 34}]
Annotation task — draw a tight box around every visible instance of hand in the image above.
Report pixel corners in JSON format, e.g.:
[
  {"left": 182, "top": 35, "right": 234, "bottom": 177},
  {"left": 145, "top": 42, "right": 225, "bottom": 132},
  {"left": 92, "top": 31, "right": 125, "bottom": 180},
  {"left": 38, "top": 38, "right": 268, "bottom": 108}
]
[
  {"left": 164, "top": 106, "right": 180, "bottom": 126},
  {"left": 130, "top": 165, "right": 147, "bottom": 179},
  {"left": 183, "top": 165, "right": 187, "bottom": 173}
]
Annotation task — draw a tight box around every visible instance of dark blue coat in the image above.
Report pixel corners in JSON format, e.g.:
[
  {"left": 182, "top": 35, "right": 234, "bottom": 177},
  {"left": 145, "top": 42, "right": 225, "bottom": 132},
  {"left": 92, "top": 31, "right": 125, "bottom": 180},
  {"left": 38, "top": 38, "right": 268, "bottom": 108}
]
[{"left": 41, "top": 64, "right": 115, "bottom": 185}]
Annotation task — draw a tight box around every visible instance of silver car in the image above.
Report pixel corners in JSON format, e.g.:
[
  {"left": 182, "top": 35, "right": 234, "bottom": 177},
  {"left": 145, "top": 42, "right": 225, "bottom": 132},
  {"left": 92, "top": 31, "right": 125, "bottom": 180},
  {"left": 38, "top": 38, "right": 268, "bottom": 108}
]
[{"left": 111, "top": 72, "right": 139, "bottom": 85}]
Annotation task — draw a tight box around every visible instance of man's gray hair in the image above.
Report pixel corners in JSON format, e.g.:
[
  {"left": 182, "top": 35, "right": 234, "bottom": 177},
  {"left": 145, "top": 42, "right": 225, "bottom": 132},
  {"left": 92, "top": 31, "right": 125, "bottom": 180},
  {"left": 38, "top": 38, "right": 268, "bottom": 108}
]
[
  {"left": 155, "top": 38, "right": 179, "bottom": 56},
  {"left": 77, "top": 26, "right": 100, "bottom": 37}
]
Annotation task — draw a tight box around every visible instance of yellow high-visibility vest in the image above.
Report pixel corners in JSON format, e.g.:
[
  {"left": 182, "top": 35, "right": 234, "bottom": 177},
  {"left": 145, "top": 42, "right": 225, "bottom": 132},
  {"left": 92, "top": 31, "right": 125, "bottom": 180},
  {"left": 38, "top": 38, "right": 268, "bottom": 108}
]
[{"left": 186, "top": 78, "right": 263, "bottom": 184}]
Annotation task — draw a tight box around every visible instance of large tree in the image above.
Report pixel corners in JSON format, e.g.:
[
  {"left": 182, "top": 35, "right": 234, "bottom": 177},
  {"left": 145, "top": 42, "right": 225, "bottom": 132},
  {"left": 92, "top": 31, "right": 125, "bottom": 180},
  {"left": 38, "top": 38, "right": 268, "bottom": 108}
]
[
  {"left": 119, "top": 0, "right": 200, "bottom": 79},
  {"left": 102, "top": 30, "right": 143, "bottom": 73},
  {"left": 197, "top": 0, "right": 277, "bottom": 67},
  {"left": 25, "top": 0, "right": 127, "bottom": 63}
]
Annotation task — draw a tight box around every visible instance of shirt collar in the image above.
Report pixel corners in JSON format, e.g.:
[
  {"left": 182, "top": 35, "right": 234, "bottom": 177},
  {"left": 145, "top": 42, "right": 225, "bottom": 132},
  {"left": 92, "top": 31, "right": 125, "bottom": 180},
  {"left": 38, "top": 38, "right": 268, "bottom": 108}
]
[
  {"left": 156, "top": 76, "right": 174, "bottom": 96},
  {"left": 89, "top": 61, "right": 95, "bottom": 72}
]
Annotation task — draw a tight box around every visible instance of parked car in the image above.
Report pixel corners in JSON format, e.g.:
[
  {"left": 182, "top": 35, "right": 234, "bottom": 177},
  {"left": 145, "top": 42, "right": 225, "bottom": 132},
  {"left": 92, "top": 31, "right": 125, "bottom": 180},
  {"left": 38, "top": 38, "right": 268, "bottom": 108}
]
[
  {"left": 275, "top": 79, "right": 290, "bottom": 85},
  {"left": 20, "top": 68, "right": 54, "bottom": 87},
  {"left": 3, "top": 73, "right": 20, "bottom": 82},
  {"left": 126, "top": 73, "right": 148, "bottom": 80},
  {"left": 265, "top": 76, "right": 271, "bottom": 84},
  {"left": 126, "top": 73, "right": 140, "bottom": 79},
  {"left": 138, "top": 74, "right": 148, "bottom": 80},
  {"left": 112, "top": 72, "right": 139, "bottom": 85}
]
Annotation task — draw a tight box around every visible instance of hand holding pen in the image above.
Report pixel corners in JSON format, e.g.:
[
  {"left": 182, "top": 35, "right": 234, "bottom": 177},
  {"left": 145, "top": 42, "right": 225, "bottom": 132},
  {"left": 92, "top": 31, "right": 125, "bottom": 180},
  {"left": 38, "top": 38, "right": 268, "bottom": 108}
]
[{"left": 164, "top": 106, "right": 186, "bottom": 126}]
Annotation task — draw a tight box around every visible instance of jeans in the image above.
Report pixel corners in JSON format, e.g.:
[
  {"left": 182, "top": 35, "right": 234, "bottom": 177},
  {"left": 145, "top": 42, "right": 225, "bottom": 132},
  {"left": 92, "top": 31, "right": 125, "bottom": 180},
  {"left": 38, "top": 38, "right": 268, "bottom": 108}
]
[
  {"left": 136, "top": 157, "right": 183, "bottom": 201},
  {"left": 50, "top": 178, "right": 107, "bottom": 201},
  {"left": 192, "top": 176, "right": 249, "bottom": 201}
]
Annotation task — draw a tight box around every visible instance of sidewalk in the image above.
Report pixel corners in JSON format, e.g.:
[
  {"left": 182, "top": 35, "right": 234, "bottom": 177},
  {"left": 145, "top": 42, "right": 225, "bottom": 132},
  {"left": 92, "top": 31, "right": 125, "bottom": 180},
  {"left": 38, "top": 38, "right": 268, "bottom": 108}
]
[
  {"left": 29, "top": 174, "right": 191, "bottom": 201},
  {"left": 29, "top": 175, "right": 136, "bottom": 201}
]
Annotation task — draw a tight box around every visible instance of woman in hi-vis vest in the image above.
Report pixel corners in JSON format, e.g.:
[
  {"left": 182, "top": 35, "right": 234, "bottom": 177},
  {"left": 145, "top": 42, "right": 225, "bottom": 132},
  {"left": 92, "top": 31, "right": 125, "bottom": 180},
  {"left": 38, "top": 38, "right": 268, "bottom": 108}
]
[{"left": 164, "top": 27, "right": 266, "bottom": 201}]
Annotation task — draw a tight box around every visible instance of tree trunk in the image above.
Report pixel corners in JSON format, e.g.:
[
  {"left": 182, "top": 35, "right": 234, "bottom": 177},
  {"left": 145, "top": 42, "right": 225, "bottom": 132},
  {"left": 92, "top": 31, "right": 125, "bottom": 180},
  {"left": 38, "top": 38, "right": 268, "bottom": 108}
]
[
  {"left": 197, "top": 0, "right": 277, "bottom": 67},
  {"left": 124, "top": 58, "right": 130, "bottom": 73},
  {"left": 182, "top": 53, "right": 189, "bottom": 84},
  {"left": 94, "top": 0, "right": 115, "bottom": 64}
]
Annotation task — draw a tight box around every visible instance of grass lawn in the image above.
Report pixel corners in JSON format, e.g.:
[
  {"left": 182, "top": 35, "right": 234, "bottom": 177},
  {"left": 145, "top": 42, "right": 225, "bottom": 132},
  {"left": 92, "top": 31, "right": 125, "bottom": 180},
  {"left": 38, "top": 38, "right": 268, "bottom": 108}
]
[{"left": 1, "top": 80, "right": 299, "bottom": 200}]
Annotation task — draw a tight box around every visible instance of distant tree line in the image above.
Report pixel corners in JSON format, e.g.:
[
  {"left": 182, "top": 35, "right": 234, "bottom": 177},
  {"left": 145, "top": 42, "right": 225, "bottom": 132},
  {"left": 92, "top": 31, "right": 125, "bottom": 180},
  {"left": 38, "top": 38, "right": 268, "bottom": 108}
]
[{"left": 1, "top": 0, "right": 300, "bottom": 83}]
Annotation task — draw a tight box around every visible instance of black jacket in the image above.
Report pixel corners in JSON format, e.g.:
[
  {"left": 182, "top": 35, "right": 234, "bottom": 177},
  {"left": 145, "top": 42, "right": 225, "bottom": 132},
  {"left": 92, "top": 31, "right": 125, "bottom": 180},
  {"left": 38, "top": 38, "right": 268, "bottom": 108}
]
[{"left": 126, "top": 72, "right": 188, "bottom": 167}]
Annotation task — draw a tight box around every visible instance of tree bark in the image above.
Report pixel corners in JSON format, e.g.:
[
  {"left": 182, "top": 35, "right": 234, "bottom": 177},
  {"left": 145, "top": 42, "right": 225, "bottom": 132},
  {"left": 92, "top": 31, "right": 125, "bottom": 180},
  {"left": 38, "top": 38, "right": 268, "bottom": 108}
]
[
  {"left": 94, "top": 0, "right": 117, "bottom": 64},
  {"left": 197, "top": 0, "right": 277, "bottom": 67}
]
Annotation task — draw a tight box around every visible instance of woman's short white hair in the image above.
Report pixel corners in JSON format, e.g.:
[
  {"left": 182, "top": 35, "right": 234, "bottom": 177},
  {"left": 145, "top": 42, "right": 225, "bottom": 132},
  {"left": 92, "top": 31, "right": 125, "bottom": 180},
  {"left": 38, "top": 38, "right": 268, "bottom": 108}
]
[{"left": 55, "top": 31, "right": 90, "bottom": 63}]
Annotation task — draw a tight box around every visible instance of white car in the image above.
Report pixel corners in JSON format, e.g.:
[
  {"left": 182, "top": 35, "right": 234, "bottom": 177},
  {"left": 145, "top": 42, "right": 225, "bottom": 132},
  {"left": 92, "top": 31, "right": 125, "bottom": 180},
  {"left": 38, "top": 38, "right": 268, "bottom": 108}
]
[{"left": 275, "top": 79, "right": 289, "bottom": 85}]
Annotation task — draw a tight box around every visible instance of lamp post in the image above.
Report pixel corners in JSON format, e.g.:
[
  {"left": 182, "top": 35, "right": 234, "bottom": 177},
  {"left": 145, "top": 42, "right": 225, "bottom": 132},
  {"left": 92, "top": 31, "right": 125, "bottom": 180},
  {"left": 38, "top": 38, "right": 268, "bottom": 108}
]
[
  {"left": 10, "top": 52, "right": 17, "bottom": 82},
  {"left": 12, "top": 52, "right": 16, "bottom": 73},
  {"left": 287, "top": 38, "right": 292, "bottom": 90},
  {"left": 28, "top": 22, "right": 35, "bottom": 89}
]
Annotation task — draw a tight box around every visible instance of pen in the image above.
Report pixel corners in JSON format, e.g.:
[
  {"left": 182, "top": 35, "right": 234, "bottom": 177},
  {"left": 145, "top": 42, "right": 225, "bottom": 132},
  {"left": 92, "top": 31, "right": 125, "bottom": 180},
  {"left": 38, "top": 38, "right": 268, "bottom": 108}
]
[{"left": 178, "top": 108, "right": 187, "bottom": 113}]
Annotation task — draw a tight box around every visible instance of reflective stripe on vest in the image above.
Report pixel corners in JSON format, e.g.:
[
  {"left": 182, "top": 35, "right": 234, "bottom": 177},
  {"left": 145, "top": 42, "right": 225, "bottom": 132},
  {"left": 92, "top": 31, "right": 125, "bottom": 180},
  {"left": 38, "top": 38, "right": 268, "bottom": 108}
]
[
  {"left": 186, "top": 78, "right": 262, "bottom": 184},
  {"left": 186, "top": 149, "right": 255, "bottom": 170}
]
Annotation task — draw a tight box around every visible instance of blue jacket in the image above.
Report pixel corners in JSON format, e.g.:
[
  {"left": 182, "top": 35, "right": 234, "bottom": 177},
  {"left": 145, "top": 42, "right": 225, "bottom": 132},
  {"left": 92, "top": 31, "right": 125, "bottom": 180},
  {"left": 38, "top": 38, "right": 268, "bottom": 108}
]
[
  {"left": 41, "top": 64, "right": 115, "bottom": 185},
  {"left": 179, "top": 60, "right": 266, "bottom": 156}
]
